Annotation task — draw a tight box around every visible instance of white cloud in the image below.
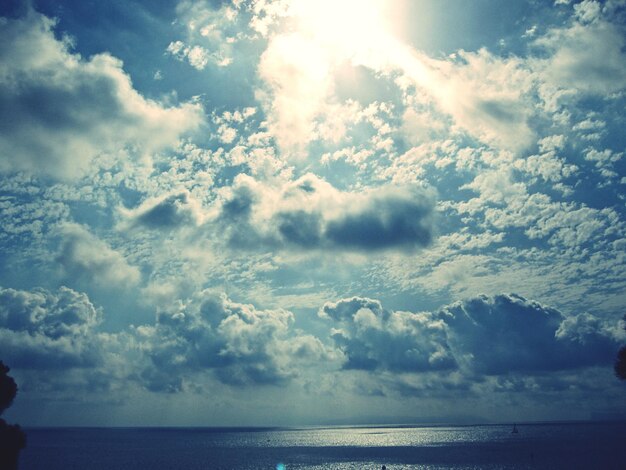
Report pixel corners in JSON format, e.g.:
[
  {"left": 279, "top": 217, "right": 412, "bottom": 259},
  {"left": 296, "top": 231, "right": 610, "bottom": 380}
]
[
  {"left": 167, "top": 0, "right": 245, "bottom": 70},
  {"left": 56, "top": 223, "right": 141, "bottom": 288},
  {"left": 583, "top": 148, "right": 622, "bottom": 180},
  {"left": 514, "top": 136, "right": 577, "bottom": 183},
  {"left": 2, "top": 0, "right": 626, "bottom": 423},
  {"left": 320, "top": 297, "right": 454, "bottom": 372},
  {"left": 321, "top": 293, "right": 619, "bottom": 377},
  {"left": 462, "top": 167, "right": 526, "bottom": 206},
  {"left": 421, "top": 50, "right": 536, "bottom": 152},
  {"left": 534, "top": 18, "right": 626, "bottom": 97},
  {"left": 256, "top": 2, "right": 538, "bottom": 155},
  {"left": 574, "top": 0, "right": 602, "bottom": 23},
  {"left": 0, "top": 12, "right": 203, "bottom": 179},
  {"left": 166, "top": 40, "right": 232, "bottom": 69},
  {"left": 139, "top": 292, "right": 335, "bottom": 390},
  {"left": 382, "top": 140, "right": 461, "bottom": 184},
  {"left": 0, "top": 286, "right": 103, "bottom": 369},
  {"left": 258, "top": 32, "right": 333, "bottom": 156}
]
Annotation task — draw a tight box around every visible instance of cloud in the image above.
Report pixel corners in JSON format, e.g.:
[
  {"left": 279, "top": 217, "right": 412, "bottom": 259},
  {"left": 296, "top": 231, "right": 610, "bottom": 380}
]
[
  {"left": 321, "top": 293, "right": 619, "bottom": 376},
  {"left": 0, "top": 286, "right": 139, "bottom": 399},
  {"left": 256, "top": 11, "right": 514, "bottom": 157},
  {"left": 120, "top": 190, "right": 204, "bottom": 231},
  {"left": 0, "top": 11, "right": 203, "bottom": 179},
  {"left": 56, "top": 223, "right": 140, "bottom": 287},
  {"left": 256, "top": 0, "right": 539, "bottom": 154},
  {"left": 166, "top": 40, "right": 231, "bottom": 69},
  {"left": 139, "top": 292, "right": 331, "bottom": 391},
  {"left": 574, "top": 0, "right": 602, "bottom": 23},
  {"left": 254, "top": 0, "right": 407, "bottom": 157},
  {"left": 253, "top": 0, "right": 625, "bottom": 158},
  {"left": 320, "top": 297, "right": 456, "bottom": 372},
  {"left": 513, "top": 134, "right": 577, "bottom": 184},
  {"left": 258, "top": 32, "right": 333, "bottom": 156},
  {"left": 0, "top": 286, "right": 103, "bottom": 369},
  {"left": 420, "top": 49, "right": 536, "bottom": 152},
  {"left": 215, "top": 173, "right": 435, "bottom": 251},
  {"left": 166, "top": 0, "right": 241, "bottom": 70},
  {"left": 534, "top": 15, "right": 626, "bottom": 97},
  {"left": 438, "top": 294, "right": 618, "bottom": 374}
]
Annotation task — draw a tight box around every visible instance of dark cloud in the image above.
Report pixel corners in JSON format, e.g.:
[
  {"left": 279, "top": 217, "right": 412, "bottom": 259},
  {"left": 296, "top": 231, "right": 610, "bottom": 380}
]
[
  {"left": 276, "top": 210, "right": 323, "bottom": 247},
  {"left": 439, "top": 293, "right": 618, "bottom": 374},
  {"left": 321, "top": 293, "right": 619, "bottom": 376},
  {"left": 216, "top": 173, "right": 435, "bottom": 252},
  {"left": 138, "top": 366, "right": 183, "bottom": 394},
  {"left": 123, "top": 190, "right": 203, "bottom": 230},
  {"left": 217, "top": 181, "right": 264, "bottom": 249},
  {"left": 325, "top": 192, "right": 434, "bottom": 250},
  {"left": 320, "top": 296, "right": 384, "bottom": 322},
  {"left": 220, "top": 184, "right": 255, "bottom": 220},
  {"left": 476, "top": 99, "right": 523, "bottom": 125},
  {"left": 0, "top": 286, "right": 103, "bottom": 369}
]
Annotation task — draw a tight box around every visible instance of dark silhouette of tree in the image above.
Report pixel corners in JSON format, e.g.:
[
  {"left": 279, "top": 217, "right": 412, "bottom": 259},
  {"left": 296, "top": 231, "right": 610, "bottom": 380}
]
[
  {"left": 0, "top": 362, "right": 18, "bottom": 414},
  {"left": 616, "top": 346, "right": 626, "bottom": 381},
  {"left": 0, "top": 361, "right": 26, "bottom": 470},
  {"left": 616, "top": 316, "right": 626, "bottom": 381}
]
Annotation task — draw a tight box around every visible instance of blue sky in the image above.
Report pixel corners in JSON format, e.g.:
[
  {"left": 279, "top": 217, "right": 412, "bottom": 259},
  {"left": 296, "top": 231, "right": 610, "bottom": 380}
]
[{"left": 1, "top": 0, "right": 626, "bottom": 426}]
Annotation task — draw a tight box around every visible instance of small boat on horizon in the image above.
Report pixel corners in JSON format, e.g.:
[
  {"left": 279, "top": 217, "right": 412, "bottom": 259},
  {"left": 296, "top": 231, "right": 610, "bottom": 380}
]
[{"left": 512, "top": 424, "right": 519, "bottom": 434}]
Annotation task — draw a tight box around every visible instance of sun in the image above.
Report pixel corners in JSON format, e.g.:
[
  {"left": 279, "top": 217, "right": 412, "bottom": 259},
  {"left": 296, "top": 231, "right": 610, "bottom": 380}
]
[
  {"left": 288, "top": 0, "right": 402, "bottom": 59},
  {"left": 283, "top": 0, "right": 433, "bottom": 90}
]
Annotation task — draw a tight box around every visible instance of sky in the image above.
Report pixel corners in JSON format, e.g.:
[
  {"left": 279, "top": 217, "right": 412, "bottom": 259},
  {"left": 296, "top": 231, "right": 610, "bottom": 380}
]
[{"left": 1, "top": 0, "right": 626, "bottom": 427}]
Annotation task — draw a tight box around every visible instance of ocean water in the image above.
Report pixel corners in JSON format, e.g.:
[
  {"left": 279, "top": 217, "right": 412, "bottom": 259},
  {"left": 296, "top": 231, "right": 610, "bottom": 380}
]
[{"left": 19, "top": 422, "right": 625, "bottom": 469}]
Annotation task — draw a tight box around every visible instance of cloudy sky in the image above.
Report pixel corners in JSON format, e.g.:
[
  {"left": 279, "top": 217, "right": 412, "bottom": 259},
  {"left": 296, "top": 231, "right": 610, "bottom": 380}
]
[{"left": 1, "top": 0, "right": 626, "bottom": 426}]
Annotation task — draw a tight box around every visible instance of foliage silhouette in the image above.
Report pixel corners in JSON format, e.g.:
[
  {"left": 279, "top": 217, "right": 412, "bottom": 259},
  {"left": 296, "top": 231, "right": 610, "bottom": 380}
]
[
  {"left": 616, "top": 346, "right": 626, "bottom": 380},
  {"left": 0, "top": 362, "right": 18, "bottom": 414},
  {"left": 0, "top": 361, "right": 26, "bottom": 470},
  {"left": 616, "top": 316, "right": 626, "bottom": 381}
]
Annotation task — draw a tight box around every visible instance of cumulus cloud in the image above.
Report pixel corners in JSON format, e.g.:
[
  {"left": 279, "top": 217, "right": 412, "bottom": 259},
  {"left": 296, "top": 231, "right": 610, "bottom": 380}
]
[
  {"left": 0, "top": 286, "right": 103, "bottom": 369},
  {"left": 321, "top": 293, "right": 619, "bottom": 376},
  {"left": 438, "top": 294, "right": 618, "bottom": 374},
  {"left": 215, "top": 173, "right": 435, "bottom": 251},
  {"left": 421, "top": 50, "right": 536, "bottom": 152},
  {"left": 0, "top": 12, "right": 203, "bottom": 179},
  {"left": 120, "top": 190, "right": 204, "bottom": 231},
  {"left": 56, "top": 223, "right": 140, "bottom": 287},
  {"left": 320, "top": 297, "right": 456, "bottom": 372},
  {"left": 139, "top": 292, "right": 332, "bottom": 391},
  {"left": 534, "top": 14, "right": 626, "bottom": 97},
  {"left": 0, "top": 286, "right": 139, "bottom": 399}
]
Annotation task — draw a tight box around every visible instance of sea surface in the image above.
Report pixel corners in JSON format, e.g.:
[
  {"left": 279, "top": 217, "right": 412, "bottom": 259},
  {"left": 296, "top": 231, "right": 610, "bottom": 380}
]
[{"left": 19, "top": 421, "right": 625, "bottom": 469}]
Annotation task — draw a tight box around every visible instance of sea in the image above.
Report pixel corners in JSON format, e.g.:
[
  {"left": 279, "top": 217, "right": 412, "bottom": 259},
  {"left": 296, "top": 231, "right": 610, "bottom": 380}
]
[{"left": 19, "top": 421, "right": 625, "bottom": 469}]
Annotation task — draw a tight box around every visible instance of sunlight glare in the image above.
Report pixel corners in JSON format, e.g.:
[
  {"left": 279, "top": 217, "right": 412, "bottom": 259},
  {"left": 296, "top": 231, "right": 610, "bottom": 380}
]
[{"left": 290, "top": 0, "right": 400, "bottom": 58}]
